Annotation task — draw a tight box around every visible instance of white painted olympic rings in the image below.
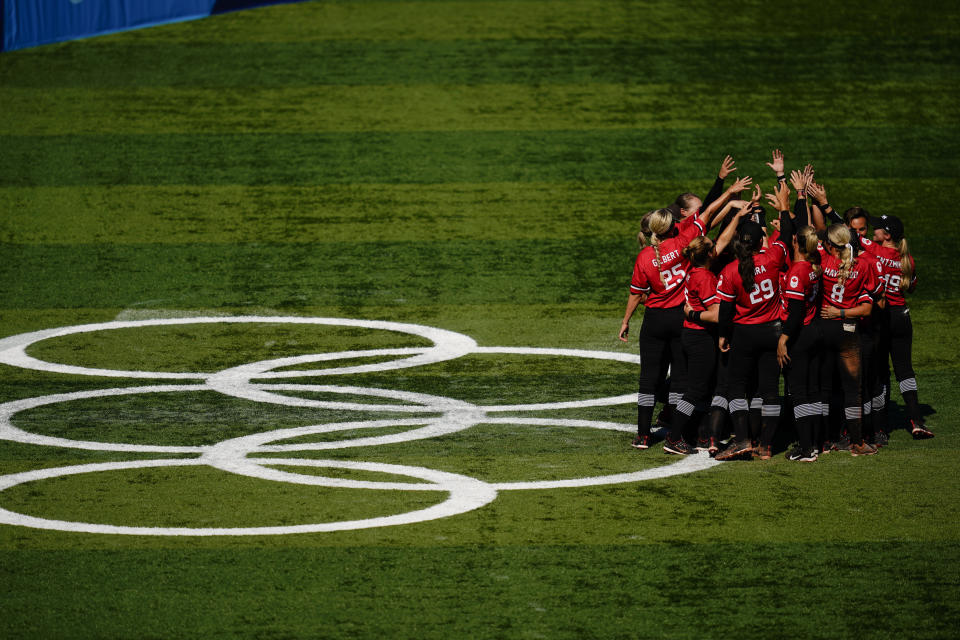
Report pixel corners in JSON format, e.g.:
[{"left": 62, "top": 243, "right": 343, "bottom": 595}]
[{"left": 0, "top": 316, "right": 718, "bottom": 535}]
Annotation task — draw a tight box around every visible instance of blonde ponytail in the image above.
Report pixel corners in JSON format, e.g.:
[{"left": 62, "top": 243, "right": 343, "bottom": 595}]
[
  {"left": 646, "top": 209, "right": 675, "bottom": 286},
  {"left": 826, "top": 224, "right": 853, "bottom": 287},
  {"left": 898, "top": 238, "right": 914, "bottom": 283}
]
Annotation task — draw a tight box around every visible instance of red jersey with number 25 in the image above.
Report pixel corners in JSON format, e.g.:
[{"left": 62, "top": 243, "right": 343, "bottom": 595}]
[
  {"left": 716, "top": 241, "right": 789, "bottom": 324},
  {"left": 630, "top": 218, "right": 706, "bottom": 309}
]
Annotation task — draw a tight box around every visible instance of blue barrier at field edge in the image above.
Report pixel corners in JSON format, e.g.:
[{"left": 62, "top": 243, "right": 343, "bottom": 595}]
[{"left": 1, "top": 0, "right": 302, "bottom": 52}]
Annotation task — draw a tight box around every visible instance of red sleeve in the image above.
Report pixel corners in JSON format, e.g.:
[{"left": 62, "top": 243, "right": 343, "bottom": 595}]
[
  {"left": 630, "top": 253, "right": 650, "bottom": 294},
  {"left": 716, "top": 262, "right": 739, "bottom": 301},
  {"left": 678, "top": 218, "right": 706, "bottom": 245}
]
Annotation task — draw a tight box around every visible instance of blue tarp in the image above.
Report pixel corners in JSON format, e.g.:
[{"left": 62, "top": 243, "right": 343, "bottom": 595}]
[{"left": 1, "top": 0, "right": 301, "bottom": 52}]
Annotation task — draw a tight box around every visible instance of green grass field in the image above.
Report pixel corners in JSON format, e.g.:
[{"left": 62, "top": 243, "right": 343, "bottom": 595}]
[{"left": 1, "top": 1, "right": 959, "bottom": 637}]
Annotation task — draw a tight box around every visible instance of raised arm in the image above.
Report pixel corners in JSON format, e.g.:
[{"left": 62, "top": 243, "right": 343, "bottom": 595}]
[
  {"left": 807, "top": 181, "right": 842, "bottom": 225},
  {"left": 699, "top": 175, "right": 752, "bottom": 226},
  {"left": 765, "top": 181, "right": 794, "bottom": 248},
  {"left": 766, "top": 149, "right": 786, "bottom": 184},
  {"left": 714, "top": 205, "right": 751, "bottom": 255},
  {"left": 702, "top": 155, "right": 737, "bottom": 211}
]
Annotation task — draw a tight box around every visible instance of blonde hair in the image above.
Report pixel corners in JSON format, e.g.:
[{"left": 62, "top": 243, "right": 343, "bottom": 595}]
[
  {"left": 897, "top": 237, "right": 914, "bottom": 283},
  {"left": 682, "top": 235, "right": 713, "bottom": 268},
  {"left": 796, "top": 225, "right": 822, "bottom": 276},
  {"left": 646, "top": 209, "right": 675, "bottom": 286},
  {"left": 826, "top": 224, "right": 853, "bottom": 286}
]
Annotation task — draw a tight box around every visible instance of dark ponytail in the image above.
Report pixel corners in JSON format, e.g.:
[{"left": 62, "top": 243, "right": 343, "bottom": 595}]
[{"left": 734, "top": 221, "right": 763, "bottom": 291}]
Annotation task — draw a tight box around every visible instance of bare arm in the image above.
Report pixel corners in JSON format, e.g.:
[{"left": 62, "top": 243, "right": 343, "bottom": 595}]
[
  {"left": 699, "top": 176, "right": 753, "bottom": 226},
  {"left": 820, "top": 300, "right": 873, "bottom": 320}
]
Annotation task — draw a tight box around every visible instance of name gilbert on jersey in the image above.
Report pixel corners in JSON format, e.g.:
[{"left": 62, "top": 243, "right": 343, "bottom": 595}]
[{"left": 651, "top": 249, "right": 681, "bottom": 267}]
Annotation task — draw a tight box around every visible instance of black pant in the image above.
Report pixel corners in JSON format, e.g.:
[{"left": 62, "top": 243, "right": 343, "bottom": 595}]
[
  {"left": 668, "top": 327, "right": 718, "bottom": 442},
  {"left": 636, "top": 306, "right": 686, "bottom": 436},
  {"left": 818, "top": 317, "right": 863, "bottom": 443},
  {"left": 784, "top": 322, "right": 821, "bottom": 451},
  {"left": 878, "top": 305, "right": 922, "bottom": 423},
  {"left": 727, "top": 322, "right": 781, "bottom": 446}
]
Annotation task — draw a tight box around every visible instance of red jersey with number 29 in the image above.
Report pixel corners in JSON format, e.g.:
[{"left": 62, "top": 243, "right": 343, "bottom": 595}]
[
  {"left": 630, "top": 218, "right": 706, "bottom": 309},
  {"left": 716, "top": 241, "right": 789, "bottom": 324}
]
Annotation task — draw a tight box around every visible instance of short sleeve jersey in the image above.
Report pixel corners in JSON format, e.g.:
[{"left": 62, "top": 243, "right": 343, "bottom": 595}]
[
  {"left": 780, "top": 260, "right": 820, "bottom": 326},
  {"left": 630, "top": 218, "right": 706, "bottom": 309},
  {"left": 860, "top": 242, "right": 916, "bottom": 307},
  {"left": 683, "top": 266, "right": 719, "bottom": 331},
  {"left": 716, "top": 241, "right": 789, "bottom": 324},
  {"left": 818, "top": 248, "right": 876, "bottom": 310}
]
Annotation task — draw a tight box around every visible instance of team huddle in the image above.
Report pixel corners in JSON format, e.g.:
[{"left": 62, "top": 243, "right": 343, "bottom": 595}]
[{"left": 619, "top": 151, "right": 931, "bottom": 462}]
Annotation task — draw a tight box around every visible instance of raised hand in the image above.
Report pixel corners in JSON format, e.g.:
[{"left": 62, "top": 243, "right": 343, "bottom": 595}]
[
  {"left": 766, "top": 149, "right": 785, "bottom": 176},
  {"left": 718, "top": 155, "right": 736, "bottom": 179},
  {"left": 766, "top": 180, "right": 790, "bottom": 211},
  {"left": 807, "top": 181, "right": 827, "bottom": 205},
  {"left": 789, "top": 169, "right": 807, "bottom": 194},
  {"left": 749, "top": 184, "right": 762, "bottom": 204},
  {"left": 730, "top": 176, "right": 753, "bottom": 193}
]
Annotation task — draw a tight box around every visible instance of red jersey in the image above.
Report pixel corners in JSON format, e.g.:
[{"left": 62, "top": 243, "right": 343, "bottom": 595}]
[
  {"left": 780, "top": 260, "right": 820, "bottom": 326},
  {"left": 683, "top": 267, "right": 719, "bottom": 331},
  {"left": 716, "top": 241, "right": 789, "bottom": 324},
  {"left": 630, "top": 218, "right": 706, "bottom": 309},
  {"left": 860, "top": 242, "right": 916, "bottom": 307},
  {"left": 818, "top": 248, "right": 875, "bottom": 310}
]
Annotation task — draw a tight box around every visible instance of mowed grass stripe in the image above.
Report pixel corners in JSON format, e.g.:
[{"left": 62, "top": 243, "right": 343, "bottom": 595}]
[
  {"left": 1, "top": 179, "right": 956, "bottom": 245},
  {"left": 3, "top": 36, "right": 958, "bottom": 88},
  {"left": 3, "top": 127, "right": 958, "bottom": 187},
  {"left": 1, "top": 241, "right": 955, "bottom": 311},
  {"left": 5, "top": 81, "right": 958, "bottom": 135},
  {"left": 104, "top": 0, "right": 960, "bottom": 44}
]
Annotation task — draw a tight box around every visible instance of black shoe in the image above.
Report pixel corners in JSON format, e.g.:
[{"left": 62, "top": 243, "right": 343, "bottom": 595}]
[
  {"left": 663, "top": 438, "right": 695, "bottom": 455},
  {"left": 910, "top": 420, "right": 934, "bottom": 440},
  {"left": 715, "top": 439, "right": 753, "bottom": 461},
  {"left": 874, "top": 430, "right": 890, "bottom": 448},
  {"left": 830, "top": 435, "right": 851, "bottom": 453},
  {"left": 786, "top": 445, "right": 818, "bottom": 462},
  {"left": 631, "top": 434, "right": 651, "bottom": 450}
]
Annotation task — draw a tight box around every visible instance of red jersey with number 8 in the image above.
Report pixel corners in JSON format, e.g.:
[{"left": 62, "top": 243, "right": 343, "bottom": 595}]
[
  {"left": 817, "top": 248, "right": 876, "bottom": 310},
  {"left": 630, "top": 218, "right": 706, "bottom": 308},
  {"left": 716, "top": 242, "right": 788, "bottom": 324}
]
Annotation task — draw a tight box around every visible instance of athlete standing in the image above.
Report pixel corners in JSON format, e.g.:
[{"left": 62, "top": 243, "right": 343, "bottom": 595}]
[
  {"left": 865, "top": 214, "right": 933, "bottom": 439},
  {"left": 714, "top": 184, "right": 790, "bottom": 461},
  {"left": 619, "top": 177, "right": 751, "bottom": 449}
]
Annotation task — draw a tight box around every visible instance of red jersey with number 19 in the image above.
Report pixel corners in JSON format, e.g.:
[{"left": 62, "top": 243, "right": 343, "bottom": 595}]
[
  {"left": 630, "top": 218, "right": 706, "bottom": 309},
  {"left": 860, "top": 242, "right": 916, "bottom": 307},
  {"left": 716, "top": 241, "right": 788, "bottom": 324}
]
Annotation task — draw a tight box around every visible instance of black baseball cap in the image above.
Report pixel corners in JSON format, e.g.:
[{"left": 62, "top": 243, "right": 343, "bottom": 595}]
[{"left": 869, "top": 214, "right": 904, "bottom": 241}]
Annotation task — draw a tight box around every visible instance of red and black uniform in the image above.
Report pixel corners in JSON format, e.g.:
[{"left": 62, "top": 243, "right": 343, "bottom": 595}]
[
  {"left": 630, "top": 218, "right": 706, "bottom": 438},
  {"left": 863, "top": 242, "right": 923, "bottom": 427},
  {"left": 851, "top": 237, "right": 886, "bottom": 441},
  {"left": 717, "top": 236, "right": 789, "bottom": 450},
  {"left": 780, "top": 257, "right": 822, "bottom": 452},
  {"left": 665, "top": 266, "right": 719, "bottom": 445},
  {"left": 816, "top": 246, "right": 876, "bottom": 446}
]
